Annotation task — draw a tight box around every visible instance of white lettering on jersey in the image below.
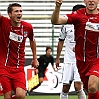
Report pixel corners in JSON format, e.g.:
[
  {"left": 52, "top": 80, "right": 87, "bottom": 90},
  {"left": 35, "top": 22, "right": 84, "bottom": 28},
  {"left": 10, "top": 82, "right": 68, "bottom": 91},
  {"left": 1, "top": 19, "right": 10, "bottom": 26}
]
[
  {"left": 85, "top": 22, "right": 99, "bottom": 32},
  {"left": 9, "top": 32, "right": 23, "bottom": 42},
  {"left": 93, "top": 70, "right": 99, "bottom": 74}
]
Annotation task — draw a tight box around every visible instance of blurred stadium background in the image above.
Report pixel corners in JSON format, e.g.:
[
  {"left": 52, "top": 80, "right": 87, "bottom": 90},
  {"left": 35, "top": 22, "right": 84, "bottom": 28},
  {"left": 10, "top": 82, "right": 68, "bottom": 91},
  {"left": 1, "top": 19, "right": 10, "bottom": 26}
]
[{"left": 0, "top": 0, "right": 86, "bottom": 97}]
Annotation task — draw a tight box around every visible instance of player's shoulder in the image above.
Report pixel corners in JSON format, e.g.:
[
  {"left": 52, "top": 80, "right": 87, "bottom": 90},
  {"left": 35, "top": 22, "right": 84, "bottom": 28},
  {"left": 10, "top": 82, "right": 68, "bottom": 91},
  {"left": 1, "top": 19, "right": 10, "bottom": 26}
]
[
  {"left": 21, "top": 20, "right": 33, "bottom": 28},
  {"left": 0, "top": 16, "right": 10, "bottom": 25},
  {"left": 40, "top": 54, "right": 45, "bottom": 58},
  {"left": 1, "top": 16, "right": 9, "bottom": 21},
  {"left": 63, "top": 24, "right": 74, "bottom": 30},
  {"left": 76, "top": 8, "right": 85, "bottom": 14},
  {"left": 64, "top": 24, "right": 74, "bottom": 28},
  {"left": 50, "top": 55, "right": 54, "bottom": 58}
]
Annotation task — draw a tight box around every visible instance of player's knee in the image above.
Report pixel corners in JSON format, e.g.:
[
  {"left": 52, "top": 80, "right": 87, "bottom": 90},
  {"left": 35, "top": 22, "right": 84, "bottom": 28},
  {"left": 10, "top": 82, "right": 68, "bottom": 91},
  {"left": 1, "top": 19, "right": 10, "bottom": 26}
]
[
  {"left": 4, "top": 97, "right": 12, "bottom": 99},
  {"left": 62, "top": 85, "right": 70, "bottom": 93},
  {"left": 5, "top": 97, "right": 12, "bottom": 99},
  {"left": 4, "top": 91, "right": 12, "bottom": 99},
  {"left": 74, "top": 82, "right": 81, "bottom": 91},
  {"left": 16, "top": 91, "right": 26, "bottom": 99},
  {"left": 88, "top": 75, "right": 98, "bottom": 93},
  {"left": 16, "top": 94, "right": 25, "bottom": 99},
  {"left": 88, "top": 84, "right": 97, "bottom": 93},
  {"left": 4, "top": 95, "right": 12, "bottom": 99}
]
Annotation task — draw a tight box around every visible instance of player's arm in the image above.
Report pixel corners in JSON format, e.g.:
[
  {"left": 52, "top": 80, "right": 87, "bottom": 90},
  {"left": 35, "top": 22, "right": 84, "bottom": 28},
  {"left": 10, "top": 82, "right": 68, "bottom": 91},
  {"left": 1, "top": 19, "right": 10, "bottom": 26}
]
[
  {"left": 51, "top": 0, "right": 67, "bottom": 25},
  {"left": 56, "top": 40, "right": 64, "bottom": 70},
  {"left": 30, "top": 40, "right": 39, "bottom": 68},
  {"left": 56, "top": 40, "right": 64, "bottom": 65},
  {"left": 51, "top": 56, "right": 57, "bottom": 72},
  {"left": 56, "top": 25, "right": 65, "bottom": 69}
]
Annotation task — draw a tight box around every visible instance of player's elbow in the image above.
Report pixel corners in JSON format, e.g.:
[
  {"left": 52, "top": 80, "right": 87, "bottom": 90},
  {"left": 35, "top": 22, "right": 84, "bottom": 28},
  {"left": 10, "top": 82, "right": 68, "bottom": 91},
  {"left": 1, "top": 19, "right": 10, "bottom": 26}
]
[
  {"left": 51, "top": 16, "right": 59, "bottom": 25},
  {"left": 51, "top": 19, "right": 57, "bottom": 25}
]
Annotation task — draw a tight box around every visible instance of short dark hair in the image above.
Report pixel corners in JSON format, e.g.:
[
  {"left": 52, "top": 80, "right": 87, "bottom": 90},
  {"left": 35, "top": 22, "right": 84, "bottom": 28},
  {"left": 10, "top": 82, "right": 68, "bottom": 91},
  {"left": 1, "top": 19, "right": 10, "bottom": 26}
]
[
  {"left": 7, "top": 3, "right": 21, "bottom": 13},
  {"left": 72, "top": 4, "right": 85, "bottom": 12},
  {"left": 46, "top": 46, "right": 52, "bottom": 52}
]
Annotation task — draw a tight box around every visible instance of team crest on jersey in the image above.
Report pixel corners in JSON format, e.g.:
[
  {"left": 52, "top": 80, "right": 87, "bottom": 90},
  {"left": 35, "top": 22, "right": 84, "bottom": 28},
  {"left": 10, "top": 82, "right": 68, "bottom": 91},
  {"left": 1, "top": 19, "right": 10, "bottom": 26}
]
[{"left": 24, "top": 31, "right": 28, "bottom": 37}]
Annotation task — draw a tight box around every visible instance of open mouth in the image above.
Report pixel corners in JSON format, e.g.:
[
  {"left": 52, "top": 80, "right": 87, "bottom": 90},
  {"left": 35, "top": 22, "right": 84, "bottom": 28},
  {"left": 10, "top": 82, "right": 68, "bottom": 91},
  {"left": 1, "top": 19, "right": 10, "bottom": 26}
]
[
  {"left": 89, "top": 3, "right": 94, "bottom": 6},
  {"left": 17, "top": 16, "right": 21, "bottom": 20}
]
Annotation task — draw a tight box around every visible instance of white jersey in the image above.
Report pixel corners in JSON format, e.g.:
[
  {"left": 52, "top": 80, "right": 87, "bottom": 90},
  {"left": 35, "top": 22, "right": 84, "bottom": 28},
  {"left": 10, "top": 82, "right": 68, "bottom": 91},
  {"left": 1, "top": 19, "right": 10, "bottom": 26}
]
[
  {"left": 59, "top": 24, "right": 76, "bottom": 63},
  {"left": 59, "top": 24, "right": 81, "bottom": 84}
]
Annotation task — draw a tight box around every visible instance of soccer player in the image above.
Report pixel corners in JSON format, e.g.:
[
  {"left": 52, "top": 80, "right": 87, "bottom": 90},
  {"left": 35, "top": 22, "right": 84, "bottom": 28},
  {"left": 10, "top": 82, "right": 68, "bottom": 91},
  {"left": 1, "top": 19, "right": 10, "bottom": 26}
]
[
  {"left": 55, "top": 4, "right": 86, "bottom": 99},
  {"left": 0, "top": 3, "right": 38, "bottom": 99},
  {"left": 51, "top": 0, "right": 99, "bottom": 99}
]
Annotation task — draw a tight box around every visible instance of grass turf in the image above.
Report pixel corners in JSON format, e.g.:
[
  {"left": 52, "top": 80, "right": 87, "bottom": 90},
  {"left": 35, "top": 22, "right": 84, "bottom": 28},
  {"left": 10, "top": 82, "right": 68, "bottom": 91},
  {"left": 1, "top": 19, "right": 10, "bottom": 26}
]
[{"left": 0, "top": 95, "right": 78, "bottom": 99}]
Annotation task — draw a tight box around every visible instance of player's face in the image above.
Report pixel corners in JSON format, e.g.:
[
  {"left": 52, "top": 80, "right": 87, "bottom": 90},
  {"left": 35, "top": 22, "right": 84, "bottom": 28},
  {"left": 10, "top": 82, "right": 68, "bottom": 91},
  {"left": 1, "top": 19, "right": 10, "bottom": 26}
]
[
  {"left": 8, "top": 6, "right": 22, "bottom": 26},
  {"left": 84, "top": 0, "right": 99, "bottom": 13},
  {"left": 46, "top": 49, "right": 52, "bottom": 57}
]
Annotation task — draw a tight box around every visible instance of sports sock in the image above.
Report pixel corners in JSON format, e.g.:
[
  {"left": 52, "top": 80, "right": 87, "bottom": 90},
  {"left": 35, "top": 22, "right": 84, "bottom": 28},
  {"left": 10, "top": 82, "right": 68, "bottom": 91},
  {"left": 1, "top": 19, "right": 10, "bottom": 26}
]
[
  {"left": 12, "top": 95, "right": 16, "bottom": 99},
  {"left": 77, "top": 89, "right": 86, "bottom": 99},
  {"left": 88, "top": 90, "right": 99, "bottom": 99},
  {"left": 60, "top": 92, "right": 68, "bottom": 99}
]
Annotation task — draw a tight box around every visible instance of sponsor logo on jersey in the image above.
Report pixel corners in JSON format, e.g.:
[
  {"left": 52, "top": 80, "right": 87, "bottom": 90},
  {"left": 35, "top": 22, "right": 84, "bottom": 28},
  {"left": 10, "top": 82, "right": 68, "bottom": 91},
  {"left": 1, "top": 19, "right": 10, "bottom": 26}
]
[
  {"left": 9, "top": 32, "right": 23, "bottom": 42},
  {"left": 85, "top": 22, "right": 99, "bottom": 32}
]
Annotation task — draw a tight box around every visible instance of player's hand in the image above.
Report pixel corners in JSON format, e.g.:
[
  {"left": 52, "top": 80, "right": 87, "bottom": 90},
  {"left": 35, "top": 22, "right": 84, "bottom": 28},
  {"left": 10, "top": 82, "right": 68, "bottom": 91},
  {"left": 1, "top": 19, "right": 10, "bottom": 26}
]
[
  {"left": 55, "top": 0, "right": 62, "bottom": 7},
  {"left": 55, "top": 59, "right": 61, "bottom": 70},
  {"left": 53, "top": 67, "right": 58, "bottom": 72},
  {"left": 54, "top": 69, "right": 58, "bottom": 72},
  {"left": 31, "top": 59, "right": 39, "bottom": 68},
  {"left": 73, "top": 46, "right": 75, "bottom": 52}
]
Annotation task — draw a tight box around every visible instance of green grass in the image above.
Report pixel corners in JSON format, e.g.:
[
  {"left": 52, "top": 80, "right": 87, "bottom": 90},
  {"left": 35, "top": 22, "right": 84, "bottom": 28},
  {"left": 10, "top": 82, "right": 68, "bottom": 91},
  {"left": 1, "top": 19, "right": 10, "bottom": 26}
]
[
  {"left": 0, "top": 95, "right": 78, "bottom": 99},
  {"left": 28, "top": 95, "right": 78, "bottom": 99}
]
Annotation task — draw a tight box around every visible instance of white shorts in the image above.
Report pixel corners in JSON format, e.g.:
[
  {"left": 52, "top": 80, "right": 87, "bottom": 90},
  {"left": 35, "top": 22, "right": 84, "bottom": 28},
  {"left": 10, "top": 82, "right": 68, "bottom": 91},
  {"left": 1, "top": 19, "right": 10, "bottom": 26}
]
[{"left": 62, "top": 63, "right": 81, "bottom": 85}]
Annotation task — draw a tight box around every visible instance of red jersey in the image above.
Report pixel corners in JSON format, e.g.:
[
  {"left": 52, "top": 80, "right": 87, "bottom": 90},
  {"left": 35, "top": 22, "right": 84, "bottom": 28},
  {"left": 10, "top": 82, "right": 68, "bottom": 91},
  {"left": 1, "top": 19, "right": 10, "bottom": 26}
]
[
  {"left": 0, "top": 16, "right": 34, "bottom": 68},
  {"left": 66, "top": 8, "right": 99, "bottom": 62}
]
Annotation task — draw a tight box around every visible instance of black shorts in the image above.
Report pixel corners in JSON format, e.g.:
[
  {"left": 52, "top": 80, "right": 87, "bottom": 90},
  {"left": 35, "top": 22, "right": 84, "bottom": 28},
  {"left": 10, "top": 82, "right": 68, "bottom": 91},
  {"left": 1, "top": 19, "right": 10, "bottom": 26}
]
[
  {"left": 37, "top": 66, "right": 46, "bottom": 78},
  {"left": 38, "top": 71, "right": 44, "bottom": 78}
]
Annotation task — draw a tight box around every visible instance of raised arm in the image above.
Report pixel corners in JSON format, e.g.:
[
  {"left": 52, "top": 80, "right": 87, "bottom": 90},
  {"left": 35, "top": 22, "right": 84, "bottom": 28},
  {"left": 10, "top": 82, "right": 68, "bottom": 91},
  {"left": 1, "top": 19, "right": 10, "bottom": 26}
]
[{"left": 51, "top": 0, "right": 67, "bottom": 25}]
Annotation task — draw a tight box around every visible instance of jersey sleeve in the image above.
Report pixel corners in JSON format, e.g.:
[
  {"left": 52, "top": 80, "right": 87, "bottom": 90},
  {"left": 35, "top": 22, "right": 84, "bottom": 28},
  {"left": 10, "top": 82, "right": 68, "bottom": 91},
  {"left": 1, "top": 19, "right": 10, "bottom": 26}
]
[
  {"left": 28, "top": 24, "right": 35, "bottom": 41},
  {"left": 65, "top": 9, "right": 85, "bottom": 25},
  {"left": 0, "top": 16, "right": 8, "bottom": 25},
  {"left": 65, "top": 14, "right": 74, "bottom": 24}
]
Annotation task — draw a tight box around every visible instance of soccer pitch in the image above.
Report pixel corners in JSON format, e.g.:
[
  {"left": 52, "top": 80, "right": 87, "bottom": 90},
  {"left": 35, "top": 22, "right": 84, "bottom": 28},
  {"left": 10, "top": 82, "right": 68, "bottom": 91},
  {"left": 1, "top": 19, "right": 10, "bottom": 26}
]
[
  {"left": 27, "top": 95, "right": 78, "bottom": 99},
  {"left": 0, "top": 95, "right": 78, "bottom": 99}
]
